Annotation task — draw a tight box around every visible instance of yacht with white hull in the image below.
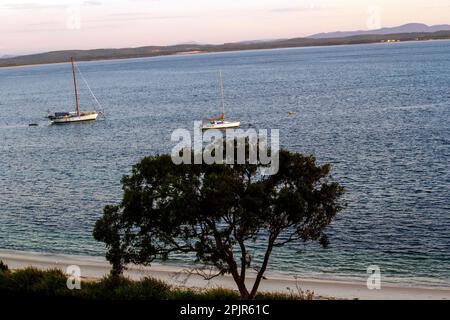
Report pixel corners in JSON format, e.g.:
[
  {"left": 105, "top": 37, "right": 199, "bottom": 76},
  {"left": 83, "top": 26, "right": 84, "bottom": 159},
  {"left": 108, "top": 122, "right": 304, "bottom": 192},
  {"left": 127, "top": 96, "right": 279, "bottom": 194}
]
[
  {"left": 202, "top": 71, "right": 240, "bottom": 130},
  {"left": 48, "top": 111, "right": 98, "bottom": 124},
  {"left": 48, "top": 57, "right": 99, "bottom": 124}
]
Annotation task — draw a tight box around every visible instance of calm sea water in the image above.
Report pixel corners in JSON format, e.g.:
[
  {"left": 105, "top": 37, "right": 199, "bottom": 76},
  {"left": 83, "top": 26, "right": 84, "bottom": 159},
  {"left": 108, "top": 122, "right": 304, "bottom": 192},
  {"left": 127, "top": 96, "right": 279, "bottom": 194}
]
[{"left": 0, "top": 41, "right": 449, "bottom": 287}]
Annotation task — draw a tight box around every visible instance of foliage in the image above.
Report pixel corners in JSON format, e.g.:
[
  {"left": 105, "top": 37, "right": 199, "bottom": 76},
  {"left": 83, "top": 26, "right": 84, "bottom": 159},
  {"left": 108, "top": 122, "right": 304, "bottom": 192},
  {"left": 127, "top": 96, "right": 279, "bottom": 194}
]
[
  {"left": 0, "top": 267, "right": 68, "bottom": 297},
  {"left": 0, "top": 267, "right": 314, "bottom": 300},
  {"left": 0, "top": 260, "right": 8, "bottom": 272},
  {"left": 94, "top": 148, "right": 344, "bottom": 299},
  {"left": 87, "top": 275, "right": 171, "bottom": 300}
]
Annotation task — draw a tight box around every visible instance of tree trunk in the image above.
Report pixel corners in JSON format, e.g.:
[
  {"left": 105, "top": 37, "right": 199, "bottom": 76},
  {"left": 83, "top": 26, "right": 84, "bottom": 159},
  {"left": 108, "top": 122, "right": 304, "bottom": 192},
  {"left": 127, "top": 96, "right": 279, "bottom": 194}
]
[
  {"left": 225, "top": 249, "right": 250, "bottom": 299},
  {"left": 233, "top": 272, "right": 250, "bottom": 299},
  {"left": 248, "top": 235, "right": 276, "bottom": 299},
  {"left": 238, "top": 239, "right": 247, "bottom": 280},
  {"left": 208, "top": 219, "right": 250, "bottom": 299}
]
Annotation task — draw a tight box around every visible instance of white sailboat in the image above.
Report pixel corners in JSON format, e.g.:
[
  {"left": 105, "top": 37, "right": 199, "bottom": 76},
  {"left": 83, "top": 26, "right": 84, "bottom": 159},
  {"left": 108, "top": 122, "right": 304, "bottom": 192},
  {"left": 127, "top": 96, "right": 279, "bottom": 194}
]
[
  {"left": 202, "top": 71, "right": 240, "bottom": 130},
  {"left": 48, "top": 57, "right": 99, "bottom": 124}
]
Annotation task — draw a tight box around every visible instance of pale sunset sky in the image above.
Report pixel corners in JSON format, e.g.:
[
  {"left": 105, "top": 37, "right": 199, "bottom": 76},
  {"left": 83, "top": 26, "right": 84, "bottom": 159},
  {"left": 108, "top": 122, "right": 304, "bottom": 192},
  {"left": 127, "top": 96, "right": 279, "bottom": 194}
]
[{"left": 1, "top": 0, "right": 449, "bottom": 55}]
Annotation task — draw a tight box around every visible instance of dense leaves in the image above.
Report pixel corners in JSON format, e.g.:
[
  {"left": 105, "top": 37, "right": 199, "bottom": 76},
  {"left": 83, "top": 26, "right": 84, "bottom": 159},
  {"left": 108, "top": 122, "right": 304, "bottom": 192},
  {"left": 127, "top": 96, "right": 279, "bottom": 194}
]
[{"left": 94, "top": 149, "right": 344, "bottom": 299}]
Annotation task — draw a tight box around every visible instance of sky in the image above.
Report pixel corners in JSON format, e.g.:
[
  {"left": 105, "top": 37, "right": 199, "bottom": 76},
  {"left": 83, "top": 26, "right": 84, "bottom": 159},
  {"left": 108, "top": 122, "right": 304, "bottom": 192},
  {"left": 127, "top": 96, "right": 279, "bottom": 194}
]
[{"left": 1, "top": 0, "right": 449, "bottom": 55}]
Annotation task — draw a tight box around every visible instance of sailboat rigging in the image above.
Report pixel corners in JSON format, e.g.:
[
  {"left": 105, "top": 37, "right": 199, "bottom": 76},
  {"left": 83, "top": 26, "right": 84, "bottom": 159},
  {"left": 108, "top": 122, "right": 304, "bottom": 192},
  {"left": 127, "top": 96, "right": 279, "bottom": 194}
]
[
  {"left": 202, "top": 71, "right": 240, "bottom": 130},
  {"left": 47, "top": 57, "right": 99, "bottom": 124}
]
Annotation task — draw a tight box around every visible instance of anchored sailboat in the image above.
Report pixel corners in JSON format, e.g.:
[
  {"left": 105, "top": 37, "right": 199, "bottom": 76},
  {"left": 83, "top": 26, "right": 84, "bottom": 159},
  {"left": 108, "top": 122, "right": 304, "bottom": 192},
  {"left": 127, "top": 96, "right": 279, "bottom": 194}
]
[
  {"left": 47, "top": 57, "right": 99, "bottom": 124},
  {"left": 202, "top": 71, "right": 240, "bottom": 130}
]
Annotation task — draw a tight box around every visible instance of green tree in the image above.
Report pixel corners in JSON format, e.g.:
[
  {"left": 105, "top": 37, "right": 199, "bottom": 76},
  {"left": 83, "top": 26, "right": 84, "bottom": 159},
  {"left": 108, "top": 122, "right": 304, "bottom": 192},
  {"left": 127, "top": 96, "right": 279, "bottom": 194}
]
[{"left": 93, "top": 148, "right": 344, "bottom": 299}]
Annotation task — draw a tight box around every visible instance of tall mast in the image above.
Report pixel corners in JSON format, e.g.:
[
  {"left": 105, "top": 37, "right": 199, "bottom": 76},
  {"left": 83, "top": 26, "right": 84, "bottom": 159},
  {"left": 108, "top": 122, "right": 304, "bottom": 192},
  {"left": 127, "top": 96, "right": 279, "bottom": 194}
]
[
  {"left": 71, "top": 57, "right": 79, "bottom": 116},
  {"left": 219, "top": 70, "right": 225, "bottom": 118}
]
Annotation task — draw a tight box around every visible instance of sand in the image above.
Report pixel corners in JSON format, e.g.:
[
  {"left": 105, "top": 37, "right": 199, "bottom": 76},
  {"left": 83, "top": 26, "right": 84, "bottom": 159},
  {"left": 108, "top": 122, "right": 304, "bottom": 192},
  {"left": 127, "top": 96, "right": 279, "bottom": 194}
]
[{"left": 0, "top": 249, "right": 448, "bottom": 300}]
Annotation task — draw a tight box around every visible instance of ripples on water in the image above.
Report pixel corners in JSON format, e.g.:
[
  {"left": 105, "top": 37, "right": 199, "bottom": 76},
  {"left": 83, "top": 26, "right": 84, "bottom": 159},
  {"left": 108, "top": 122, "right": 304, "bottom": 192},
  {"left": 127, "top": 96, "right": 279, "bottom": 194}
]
[{"left": 0, "top": 41, "right": 449, "bottom": 286}]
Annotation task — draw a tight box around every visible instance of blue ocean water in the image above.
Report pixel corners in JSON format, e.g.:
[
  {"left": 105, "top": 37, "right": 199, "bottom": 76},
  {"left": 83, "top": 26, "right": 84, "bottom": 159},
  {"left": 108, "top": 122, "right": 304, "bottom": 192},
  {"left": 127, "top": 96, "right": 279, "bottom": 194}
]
[{"left": 0, "top": 41, "right": 449, "bottom": 287}]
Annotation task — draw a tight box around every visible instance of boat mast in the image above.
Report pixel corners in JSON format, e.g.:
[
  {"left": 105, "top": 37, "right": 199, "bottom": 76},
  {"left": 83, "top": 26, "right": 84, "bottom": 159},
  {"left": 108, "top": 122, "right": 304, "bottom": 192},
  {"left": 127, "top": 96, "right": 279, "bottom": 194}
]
[
  {"left": 219, "top": 70, "right": 225, "bottom": 118},
  {"left": 71, "top": 57, "right": 80, "bottom": 116}
]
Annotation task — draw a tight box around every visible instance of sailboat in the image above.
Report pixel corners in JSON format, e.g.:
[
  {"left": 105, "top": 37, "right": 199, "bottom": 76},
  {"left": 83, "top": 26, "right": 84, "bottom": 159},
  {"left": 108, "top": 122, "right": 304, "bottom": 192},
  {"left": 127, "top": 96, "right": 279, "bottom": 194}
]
[
  {"left": 202, "top": 71, "right": 240, "bottom": 130},
  {"left": 47, "top": 57, "right": 99, "bottom": 124}
]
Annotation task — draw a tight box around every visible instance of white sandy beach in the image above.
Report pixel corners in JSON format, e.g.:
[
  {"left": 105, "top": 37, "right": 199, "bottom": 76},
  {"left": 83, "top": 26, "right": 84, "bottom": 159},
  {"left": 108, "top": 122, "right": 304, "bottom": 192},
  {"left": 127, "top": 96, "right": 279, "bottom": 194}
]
[{"left": 0, "top": 250, "right": 448, "bottom": 300}]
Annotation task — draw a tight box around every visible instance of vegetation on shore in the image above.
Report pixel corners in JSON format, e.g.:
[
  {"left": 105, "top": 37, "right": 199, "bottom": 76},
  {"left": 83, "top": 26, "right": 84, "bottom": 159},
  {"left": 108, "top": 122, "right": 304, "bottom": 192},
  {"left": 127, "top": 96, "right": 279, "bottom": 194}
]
[
  {"left": 1, "top": 31, "right": 450, "bottom": 68},
  {"left": 0, "top": 262, "right": 314, "bottom": 300}
]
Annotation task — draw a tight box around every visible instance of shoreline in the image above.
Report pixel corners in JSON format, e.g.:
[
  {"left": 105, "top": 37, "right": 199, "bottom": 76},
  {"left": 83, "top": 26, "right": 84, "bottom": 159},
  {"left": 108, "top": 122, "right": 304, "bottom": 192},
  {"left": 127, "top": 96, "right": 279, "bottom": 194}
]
[
  {"left": 1, "top": 38, "right": 450, "bottom": 70},
  {"left": 1, "top": 249, "right": 448, "bottom": 300}
]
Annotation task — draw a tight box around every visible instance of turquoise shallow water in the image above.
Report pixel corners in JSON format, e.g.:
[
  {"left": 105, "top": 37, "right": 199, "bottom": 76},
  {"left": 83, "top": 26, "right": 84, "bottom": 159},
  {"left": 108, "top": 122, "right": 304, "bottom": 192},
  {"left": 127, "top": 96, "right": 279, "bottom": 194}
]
[{"left": 0, "top": 41, "right": 449, "bottom": 287}]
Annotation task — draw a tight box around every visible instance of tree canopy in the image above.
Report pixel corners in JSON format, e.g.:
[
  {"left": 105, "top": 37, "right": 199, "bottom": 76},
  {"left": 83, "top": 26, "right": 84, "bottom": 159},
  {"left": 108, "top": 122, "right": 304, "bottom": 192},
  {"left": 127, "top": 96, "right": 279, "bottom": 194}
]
[{"left": 93, "top": 148, "right": 344, "bottom": 299}]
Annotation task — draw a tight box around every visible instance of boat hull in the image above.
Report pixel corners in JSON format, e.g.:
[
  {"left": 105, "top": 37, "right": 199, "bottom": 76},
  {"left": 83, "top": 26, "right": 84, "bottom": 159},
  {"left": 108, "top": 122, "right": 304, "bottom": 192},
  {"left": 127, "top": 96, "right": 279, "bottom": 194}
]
[
  {"left": 202, "top": 121, "right": 240, "bottom": 130},
  {"left": 50, "top": 112, "right": 98, "bottom": 124}
]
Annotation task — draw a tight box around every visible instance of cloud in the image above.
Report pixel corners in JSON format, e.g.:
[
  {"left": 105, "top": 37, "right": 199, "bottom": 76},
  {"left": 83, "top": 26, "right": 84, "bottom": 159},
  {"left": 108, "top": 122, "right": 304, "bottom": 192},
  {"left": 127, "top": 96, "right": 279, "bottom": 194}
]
[
  {"left": 83, "top": 1, "right": 102, "bottom": 5},
  {"left": 0, "top": 0, "right": 102, "bottom": 11},
  {"left": 85, "top": 13, "right": 190, "bottom": 23},
  {"left": 269, "top": 6, "right": 324, "bottom": 13},
  {"left": 0, "top": 2, "right": 65, "bottom": 10}
]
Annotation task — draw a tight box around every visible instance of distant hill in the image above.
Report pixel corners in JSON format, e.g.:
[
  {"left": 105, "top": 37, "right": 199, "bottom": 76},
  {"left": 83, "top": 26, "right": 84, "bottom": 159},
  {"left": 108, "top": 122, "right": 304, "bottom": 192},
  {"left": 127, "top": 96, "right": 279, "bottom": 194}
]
[
  {"left": 2, "top": 29, "right": 450, "bottom": 68},
  {"left": 308, "top": 23, "right": 450, "bottom": 39},
  {"left": 234, "top": 38, "right": 287, "bottom": 45}
]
